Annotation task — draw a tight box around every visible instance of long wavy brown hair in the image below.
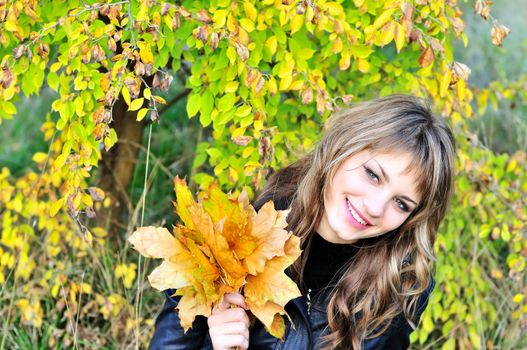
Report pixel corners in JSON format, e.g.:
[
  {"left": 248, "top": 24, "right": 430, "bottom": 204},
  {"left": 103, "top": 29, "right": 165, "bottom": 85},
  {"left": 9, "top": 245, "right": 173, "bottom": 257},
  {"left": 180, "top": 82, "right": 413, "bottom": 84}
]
[{"left": 253, "top": 95, "right": 456, "bottom": 349}]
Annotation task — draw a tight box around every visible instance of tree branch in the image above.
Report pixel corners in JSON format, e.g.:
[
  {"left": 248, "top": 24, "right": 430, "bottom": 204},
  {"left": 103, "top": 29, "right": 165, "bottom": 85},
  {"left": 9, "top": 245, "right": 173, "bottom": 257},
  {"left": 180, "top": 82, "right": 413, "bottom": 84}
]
[{"left": 159, "top": 89, "right": 191, "bottom": 115}]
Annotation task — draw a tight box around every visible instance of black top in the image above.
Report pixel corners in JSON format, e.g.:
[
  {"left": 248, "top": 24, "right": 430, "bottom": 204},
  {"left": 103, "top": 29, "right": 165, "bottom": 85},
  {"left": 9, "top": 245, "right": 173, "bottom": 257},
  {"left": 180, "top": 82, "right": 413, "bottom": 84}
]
[{"left": 303, "top": 232, "right": 359, "bottom": 294}]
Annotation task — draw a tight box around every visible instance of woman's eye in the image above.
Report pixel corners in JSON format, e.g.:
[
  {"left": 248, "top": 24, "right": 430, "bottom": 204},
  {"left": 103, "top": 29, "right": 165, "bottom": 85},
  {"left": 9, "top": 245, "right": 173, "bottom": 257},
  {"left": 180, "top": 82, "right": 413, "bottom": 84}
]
[
  {"left": 395, "top": 198, "right": 410, "bottom": 212},
  {"left": 365, "top": 167, "right": 380, "bottom": 182}
]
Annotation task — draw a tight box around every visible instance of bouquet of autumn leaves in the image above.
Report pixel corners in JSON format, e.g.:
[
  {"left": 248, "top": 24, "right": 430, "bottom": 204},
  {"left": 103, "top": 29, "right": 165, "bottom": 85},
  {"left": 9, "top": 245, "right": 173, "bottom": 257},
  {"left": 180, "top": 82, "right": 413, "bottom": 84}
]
[{"left": 128, "top": 177, "right": 302, "bottom": 339}]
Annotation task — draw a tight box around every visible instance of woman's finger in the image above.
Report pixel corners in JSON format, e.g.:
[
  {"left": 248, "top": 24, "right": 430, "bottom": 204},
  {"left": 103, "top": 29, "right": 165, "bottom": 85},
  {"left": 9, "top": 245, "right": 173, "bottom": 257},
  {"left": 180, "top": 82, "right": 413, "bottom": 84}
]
[
  {"left": 213, "top": 293, "right": 247, "bottom": 314},
  {"left": 208, "top": 307, "right": 250, "bottom": 328},
  {"left": 210, "top": 334, "right": 249, "bottom": 350},
  {"left": 223, "top": 292, "right": 248, "bottom": 309},
  {"left": 209, "top": 321, "right": 249, "bottom": 339}
]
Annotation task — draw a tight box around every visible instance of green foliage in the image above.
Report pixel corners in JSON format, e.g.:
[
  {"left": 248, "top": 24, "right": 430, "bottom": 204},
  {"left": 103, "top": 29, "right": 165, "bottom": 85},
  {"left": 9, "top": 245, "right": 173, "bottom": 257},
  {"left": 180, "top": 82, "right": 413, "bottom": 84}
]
[{"left": 0, "top": 0, "right": 525, "bottom": 348}]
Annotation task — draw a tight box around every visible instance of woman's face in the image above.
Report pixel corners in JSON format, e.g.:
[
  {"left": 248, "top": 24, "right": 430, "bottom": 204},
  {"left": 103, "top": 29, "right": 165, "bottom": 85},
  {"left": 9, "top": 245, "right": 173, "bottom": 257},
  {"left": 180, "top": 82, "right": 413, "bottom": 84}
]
[{"left": 317, "top": 149, "right": 421, "bottom": 244}]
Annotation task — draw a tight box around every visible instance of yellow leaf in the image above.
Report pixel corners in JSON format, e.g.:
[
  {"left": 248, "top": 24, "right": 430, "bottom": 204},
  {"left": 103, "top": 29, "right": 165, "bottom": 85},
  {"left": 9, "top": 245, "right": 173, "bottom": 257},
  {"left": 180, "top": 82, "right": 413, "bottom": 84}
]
[
  {"left": 395, "top": 22, "right": 405, "bottom": 53},
  {"left": 268, "top": 76, "right": 277, "bottom": 96},
  {"left": 136, "top": 108, "right": 148, "bottom": 121},
  {"left": 227, "top": 46, "right": 237, "bottom": 65},
  {"left": 506, "top": 158, "right": 518, "bottom": 173},
  {"left": 279, "top": 75, "right": 292, "bottom": 90},
  {"left": 122, "top": 86, "right": 131, "bottom": 106},
  {"left": 32, "top": 152, "right": 48, "bottom": 164},
  {"left": 213, "top": 9, "right": 228, "bottom": 28},
  {"left": 373, "top": 9, "right": 396, "bottom": 30},
  {"left": 154, "top": 95, "right": 167, "bottom": 104},
  {"left": 225, "top": 81, "right": 239, "bottom": 93},
  {"left": 50, "top": 62, "right": 62, "bottom": 72},
  {"left": 290, "top": 14, "right": 303, "bottom": 34},
  {"left": 243, "top": 2, "right": 257, "bottom": 22},
  {"left": 129, "top": 98, "right": 144, "bottom": 111},
  {"left": 148, "top": 260, "right": 192, "bottom": 290},
  {"left": 289, "top": 80, "right": 304, "bottom": 91},
  {"left": 440, "top": 69, "right": 452, "bottom": 97},
  {"left": 245, "top": 235, "right": 302, "bottom": 338},
  {"left": 4, "top": 19, "right": 17, "bottom": 33},
  {"left": 128, "top": 226, "right": 181, "bottom": 259},
  {"left": 240, "top": 18, "right": 255, "bottom": 33},
  {"left": 265, "top": 36, "right": 277, "bottom": 55},
  {"left": 357, "top": 58, "right": 370, "bottom": 73},
  {"left": 137, "top": 41, "right": 154, "bottom": 64},
  {"left": 332, "top": 37, "right": 342, "bottom": 54},
  {"left": 175, "top": 287, "right": 214, "bottom": 330},
  {"left": 50, "top": 197, "right": 64, "bottom": 217},
  {"left": 143, "top": 87, "right": 152, "bottom": 100},
  {"left": 379, "top": 22, "right": 395, "bottom": 46},
  {"left": 339, "top": 51, "right": 351, "bottom": 70}
]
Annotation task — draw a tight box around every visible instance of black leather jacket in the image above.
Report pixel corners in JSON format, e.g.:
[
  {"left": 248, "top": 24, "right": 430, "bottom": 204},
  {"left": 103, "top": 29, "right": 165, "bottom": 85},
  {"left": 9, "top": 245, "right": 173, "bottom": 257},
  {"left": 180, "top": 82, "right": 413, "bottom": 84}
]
[{"left": 149, "top": 279, "right": 433, "bottom": 349}]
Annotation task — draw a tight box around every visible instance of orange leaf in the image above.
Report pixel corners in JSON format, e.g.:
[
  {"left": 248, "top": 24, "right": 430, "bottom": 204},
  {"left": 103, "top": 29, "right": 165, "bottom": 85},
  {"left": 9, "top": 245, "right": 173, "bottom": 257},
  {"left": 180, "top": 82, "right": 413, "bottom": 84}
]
[{"left": 244, "top": 202, "right": 291, "bottom": 275}]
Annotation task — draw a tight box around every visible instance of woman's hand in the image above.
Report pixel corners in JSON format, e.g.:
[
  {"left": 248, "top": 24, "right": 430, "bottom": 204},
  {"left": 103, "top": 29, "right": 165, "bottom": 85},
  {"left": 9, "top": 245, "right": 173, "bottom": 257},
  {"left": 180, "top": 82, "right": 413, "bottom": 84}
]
[{"left": 208, "top": 293, "right": 250, "bottom": 350}]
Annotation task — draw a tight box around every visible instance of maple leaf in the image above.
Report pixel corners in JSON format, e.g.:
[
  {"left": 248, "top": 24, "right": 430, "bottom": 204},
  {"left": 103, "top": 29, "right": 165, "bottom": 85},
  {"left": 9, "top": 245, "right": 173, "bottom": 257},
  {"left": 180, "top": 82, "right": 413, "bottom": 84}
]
[
  {"left": 245, "top": 235, "right": 302, "bottom": 338},
  {"left": 244, "top": 202, "right": 291, "bottom": 275},
  {"left": 128, "top": 177, "right": 302, "bottom": 339}
]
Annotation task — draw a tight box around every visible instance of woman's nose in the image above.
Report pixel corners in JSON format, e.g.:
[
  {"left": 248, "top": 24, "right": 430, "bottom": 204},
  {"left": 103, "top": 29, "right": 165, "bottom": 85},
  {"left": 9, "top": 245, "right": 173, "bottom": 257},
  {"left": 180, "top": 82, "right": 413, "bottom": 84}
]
[{"left": 363, "top": 195, "right": 388, "bottom": 218}]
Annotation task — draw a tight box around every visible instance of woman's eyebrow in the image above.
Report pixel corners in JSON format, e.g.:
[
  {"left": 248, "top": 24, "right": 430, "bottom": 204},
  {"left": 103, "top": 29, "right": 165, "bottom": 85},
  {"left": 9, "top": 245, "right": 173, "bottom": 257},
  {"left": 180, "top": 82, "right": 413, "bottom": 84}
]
[
  {"left": 400, "top": 195, "right": 418, "bottom": 207},
  {"left": 372, "top": 158, "right": 390, "bottom": 183},
  {"left": 372, "top": 158, "right": 419, "bottom": 206}
]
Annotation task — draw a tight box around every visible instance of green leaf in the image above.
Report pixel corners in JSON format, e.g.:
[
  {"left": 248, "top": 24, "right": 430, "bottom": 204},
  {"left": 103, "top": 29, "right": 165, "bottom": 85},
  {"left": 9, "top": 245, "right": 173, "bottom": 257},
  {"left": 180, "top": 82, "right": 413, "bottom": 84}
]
[
  {"left": 2, "top": 101, "right": 16, "bottom": 115},
  {"left": 201, "top": 90, "right": 214, "bottom": 119},
  {"left": 441, "top": 338, "right": 455, "bottom": 350},
  {"left": 187, "top": 92, "right": 201, "bottom": 118},
  {"left": 47, "top": 71, "right": 59, "bottom": 91},
  {"left": 218, "top": 93, "right": 235, "bottom": 112}
]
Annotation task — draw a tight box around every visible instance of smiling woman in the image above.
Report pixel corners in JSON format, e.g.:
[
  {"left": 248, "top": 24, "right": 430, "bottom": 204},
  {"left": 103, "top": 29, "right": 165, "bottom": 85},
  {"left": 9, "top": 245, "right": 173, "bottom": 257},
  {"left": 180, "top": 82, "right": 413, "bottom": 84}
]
[
  {"left": 149, "top": 95, "right": 456, "bottom": 350},
  {"left": 319, "top": 150, "right": 421, "bottom": 244}
]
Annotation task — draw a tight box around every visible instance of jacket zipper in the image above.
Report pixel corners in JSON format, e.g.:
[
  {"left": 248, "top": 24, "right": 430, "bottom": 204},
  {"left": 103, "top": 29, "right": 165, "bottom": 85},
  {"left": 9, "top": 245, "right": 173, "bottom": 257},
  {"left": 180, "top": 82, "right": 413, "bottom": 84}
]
[{"left": 306, "top": 288, "right": 312, "bottom": 315}]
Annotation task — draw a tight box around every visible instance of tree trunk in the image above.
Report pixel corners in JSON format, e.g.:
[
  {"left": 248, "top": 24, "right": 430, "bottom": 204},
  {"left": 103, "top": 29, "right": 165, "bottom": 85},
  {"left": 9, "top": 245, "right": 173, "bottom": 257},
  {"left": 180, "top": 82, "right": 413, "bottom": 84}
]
[{"left": 96, "top": 97, "right": 146, "bottom": 239}]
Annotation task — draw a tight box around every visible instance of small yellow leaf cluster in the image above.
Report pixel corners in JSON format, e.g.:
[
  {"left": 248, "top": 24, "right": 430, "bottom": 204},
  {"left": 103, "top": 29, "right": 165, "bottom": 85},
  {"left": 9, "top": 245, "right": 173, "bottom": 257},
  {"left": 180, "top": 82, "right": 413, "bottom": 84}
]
[
  {"left": 16, "top": 298, "right": 44, "bottom": 328},
  {"left": 129, "top": 177, "right": 302, "bottom": 339},
  {"left": 115, "top": 263, "right": 138, "bottom": 289}
]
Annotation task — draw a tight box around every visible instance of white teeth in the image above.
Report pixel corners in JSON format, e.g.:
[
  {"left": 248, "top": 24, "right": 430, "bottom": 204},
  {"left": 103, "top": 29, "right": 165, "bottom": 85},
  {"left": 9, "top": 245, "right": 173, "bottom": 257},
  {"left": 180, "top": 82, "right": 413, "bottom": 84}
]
[{"left": 346, "top": 199, "right": 367, "bottom": 225}]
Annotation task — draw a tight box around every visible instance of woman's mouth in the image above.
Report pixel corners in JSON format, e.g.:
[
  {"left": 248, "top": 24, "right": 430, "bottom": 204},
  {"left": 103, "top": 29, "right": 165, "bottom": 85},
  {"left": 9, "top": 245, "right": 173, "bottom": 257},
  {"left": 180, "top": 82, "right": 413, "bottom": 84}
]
[{"left": 345, "top": 198, "right": 369, "bottom": 227}]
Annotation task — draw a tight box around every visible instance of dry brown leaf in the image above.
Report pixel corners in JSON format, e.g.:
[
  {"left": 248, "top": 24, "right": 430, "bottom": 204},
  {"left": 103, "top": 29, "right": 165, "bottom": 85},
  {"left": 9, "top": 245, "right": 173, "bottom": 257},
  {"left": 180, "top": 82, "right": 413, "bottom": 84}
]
[
  {"left": 452, "top": 61, "right": 471, "bottom": 82},
  {"left": 418, "top": 47, "right": 434, "bottom": 68},
  {"left": 491, "top": 23, "right": 511, "bottom": 47}
]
